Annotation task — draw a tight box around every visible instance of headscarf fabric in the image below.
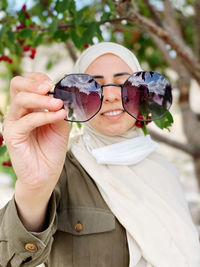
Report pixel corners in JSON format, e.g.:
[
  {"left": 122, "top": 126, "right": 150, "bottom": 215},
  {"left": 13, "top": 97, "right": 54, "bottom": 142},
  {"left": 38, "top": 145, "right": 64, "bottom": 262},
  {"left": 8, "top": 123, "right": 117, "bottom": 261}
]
[{"left": 70, "top": 42, "right": 200, "bottom": 267}]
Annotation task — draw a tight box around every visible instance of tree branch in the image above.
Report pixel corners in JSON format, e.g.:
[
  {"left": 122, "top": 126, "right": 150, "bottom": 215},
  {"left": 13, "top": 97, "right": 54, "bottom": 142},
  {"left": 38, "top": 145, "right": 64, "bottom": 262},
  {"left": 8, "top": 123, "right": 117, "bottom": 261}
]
[
  {"left": 163, "top": 0, "right": 182, "bottom": 38},
  {"left": 194, "top": 0, "right": 200, "bottom": 58},
  {"left": 149, "top": 33, "right": 179, "bottom": 72},
  {"left": 116, "top": 4, "right": 200, "bottom": 84},
  {"left": 66, "top": 40, "right": 77, "bottom": 63},
  {"left": 36, "top": 17, "right": 129, "bottom": 32},
  {"left": 149, "top": 129, "right": 195, "bottom": 156},
  {"left": 180, "top": 103, "right": 200, "bottom": 145},
  {"left": 143, "top": 0, "right": 163, "bottom": 27}
]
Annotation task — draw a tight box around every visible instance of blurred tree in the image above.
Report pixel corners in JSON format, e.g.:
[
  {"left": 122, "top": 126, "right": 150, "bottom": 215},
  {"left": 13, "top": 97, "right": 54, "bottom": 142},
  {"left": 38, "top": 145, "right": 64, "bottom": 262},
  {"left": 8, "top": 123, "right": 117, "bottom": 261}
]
[{"left": 0, "top": 0, "right": 200, "bottom": 187}]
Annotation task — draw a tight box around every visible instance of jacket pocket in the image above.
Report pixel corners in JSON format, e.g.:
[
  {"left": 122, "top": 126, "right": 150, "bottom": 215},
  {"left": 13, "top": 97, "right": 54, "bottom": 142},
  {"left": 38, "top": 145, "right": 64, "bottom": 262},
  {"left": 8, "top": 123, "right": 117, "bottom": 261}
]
[{"left": 57, "top": 207, "right": 115, "bottom": 235}]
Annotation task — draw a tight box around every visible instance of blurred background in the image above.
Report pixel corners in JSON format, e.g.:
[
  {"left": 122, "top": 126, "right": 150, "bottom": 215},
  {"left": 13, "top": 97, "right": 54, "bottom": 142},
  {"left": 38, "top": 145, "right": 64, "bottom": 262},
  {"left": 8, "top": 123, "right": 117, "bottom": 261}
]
[{"left": 0, "top": 0, "right": 200, "bottom": 234}]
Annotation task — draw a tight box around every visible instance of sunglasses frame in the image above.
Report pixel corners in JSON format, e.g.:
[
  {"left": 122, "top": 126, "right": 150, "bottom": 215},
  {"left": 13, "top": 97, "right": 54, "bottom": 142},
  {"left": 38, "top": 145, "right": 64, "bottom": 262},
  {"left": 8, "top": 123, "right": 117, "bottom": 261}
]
[{"left": 48, "top": 71, "right": 172, "bottom": 123}]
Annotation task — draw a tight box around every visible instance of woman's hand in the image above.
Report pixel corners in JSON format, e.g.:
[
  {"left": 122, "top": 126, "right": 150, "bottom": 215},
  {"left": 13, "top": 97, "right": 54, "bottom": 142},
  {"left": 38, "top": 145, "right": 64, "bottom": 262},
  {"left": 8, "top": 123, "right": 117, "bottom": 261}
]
[{"left": 3, "top": 72, "right": 70, "bottom": 190}]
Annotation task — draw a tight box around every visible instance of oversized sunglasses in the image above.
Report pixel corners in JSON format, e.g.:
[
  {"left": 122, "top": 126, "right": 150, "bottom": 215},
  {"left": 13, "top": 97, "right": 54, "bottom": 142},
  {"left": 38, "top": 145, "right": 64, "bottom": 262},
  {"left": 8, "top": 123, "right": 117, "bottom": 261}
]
[{"left": 48, "top": 71, "right": 172, "bottom": 123}]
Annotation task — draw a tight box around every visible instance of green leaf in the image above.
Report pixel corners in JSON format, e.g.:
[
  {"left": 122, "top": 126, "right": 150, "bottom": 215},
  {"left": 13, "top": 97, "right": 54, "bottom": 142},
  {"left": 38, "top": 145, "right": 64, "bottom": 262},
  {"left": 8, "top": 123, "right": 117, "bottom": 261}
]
[
  {"left": 14, "top": 42, "right": 23, "bottom": 55},
  {"left": 0, "top": 0, "right": 8, "bottom": 10},
  {"left": 73, "top": 9, "right": 84, "bottom": 26},
  {"left": 141, "top": 123, "right": 148, "bottom": 136},
  {"left": 7, "top": 30, "right": 15, "bottom": 43},
  {"left": 153, "top": 111, "right": 174, "bottom": 130},
  {"left": 0, "top": 25, "right": 6, "bottom": 41},
  {"left": 33, "top": 33, "right": 44, "bottom": 47},
  {"left": 49, "top": 17, "right": 58, "bottom": 35},
  {"left": 55, "top": 0, "right": 70, "bottom": 13},
  {"left": 82, "top": 23, "right": 100, "bottom": 44},
  {"left": 4, "top": 37, "right": 15, "bottom": 54},
  {"left": 107, "top": 0, "right": 116, "bottom": 11},
  {"left": 18, "top": 11, "right": 26, "bottom": 24},
  {"left": 0, "top": 42, "right": 3, "bottom": 54},
  {"left": 53, "top": 30, "right": 69, "bottom": 41},
  {"left": 18, "top": 28, "right": 32, "bottom": 39},
  {"left": 76, "top": 122, "right": 82, "bottom": 129},
  {"left": 46, "top": 59, "right": 53, "bottom": 70},
  {"left": 69, "top": 0, "right": 76, "bottom": 15},
  {"left": 0, "top": 145, "right": 6, "bottom": 156},
  {"left": 71, "top": 29, "right": 81, "bottom": 48},
  {"left": 101, "top": 12, "right": 111, "bottom": 22}
]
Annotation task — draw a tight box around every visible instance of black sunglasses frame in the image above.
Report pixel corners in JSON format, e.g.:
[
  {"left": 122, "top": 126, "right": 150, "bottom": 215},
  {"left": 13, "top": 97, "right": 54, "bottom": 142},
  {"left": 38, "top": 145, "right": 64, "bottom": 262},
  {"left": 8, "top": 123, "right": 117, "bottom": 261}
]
[{"left": 48, "top": 71, "right": 172, "bottom": 123}]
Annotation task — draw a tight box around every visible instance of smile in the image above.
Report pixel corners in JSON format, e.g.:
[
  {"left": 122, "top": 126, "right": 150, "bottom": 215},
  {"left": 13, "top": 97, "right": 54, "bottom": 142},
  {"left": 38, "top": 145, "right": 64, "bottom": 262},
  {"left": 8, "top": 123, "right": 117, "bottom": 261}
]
[{"left": 102, "top": 110, "right": 124, "bottom": 116}]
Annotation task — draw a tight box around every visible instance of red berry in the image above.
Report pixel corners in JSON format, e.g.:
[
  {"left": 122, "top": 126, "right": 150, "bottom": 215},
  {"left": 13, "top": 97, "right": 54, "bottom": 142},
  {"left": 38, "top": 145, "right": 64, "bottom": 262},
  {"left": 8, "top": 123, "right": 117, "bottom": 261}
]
[
  {"left": 7, "top": 159, "right": 12, "bottom": 167},
  {"left": 22, "top": 4, "right": 26, "bottom": 10},
  {"left": 8, "top": 58, "right": 13, "bottom": 64},
  {"left": 31, "top": 48, "right": 36, "bottom": 54},
  {"left": 23, "top": 45, "right": 31, "bottom": 52},
  {"left": 29, "top": 48, "right": 36, "bottom": 59},
  {"left": 25, "top": 12, "right": 30, "bottom": 19},
  {"left": 0, "top": 135, "right": 3, "bottom": 146},
  {"left": 0, "top": 56, "right": 7, "bottom": 61},
  {"left": 135, "top": 120, "right": 144, "bottom": 128},
  {"left": 2, "top": 159, "right": 12, "bottom": 167},
  {"left": 146, "top": 116, "right": 152, "bottom": 125},
  {"left": 137, "top": 114, "right": 143, "bottom": 120},
  {"left": 84, "top": 43, "right": 89, "bottom": 49},
  {"left": 0, "top": 56, "right": 13, "bottom": 64},
  {"left": 147, "top": 115, "right": 151, "bottom": 120},
  {"left": 18, "top": 39, "right": 25, "bottom": 46},
  {"left": 16, "top": 23, "right": 25, "bottom": 30}
]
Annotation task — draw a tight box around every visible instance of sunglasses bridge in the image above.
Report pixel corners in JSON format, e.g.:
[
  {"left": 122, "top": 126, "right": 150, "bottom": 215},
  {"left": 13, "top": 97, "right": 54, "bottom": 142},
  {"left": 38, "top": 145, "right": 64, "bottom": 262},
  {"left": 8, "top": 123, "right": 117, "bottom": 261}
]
[{"left": 101, "top": 84, "right": 123, "bottom": 98}]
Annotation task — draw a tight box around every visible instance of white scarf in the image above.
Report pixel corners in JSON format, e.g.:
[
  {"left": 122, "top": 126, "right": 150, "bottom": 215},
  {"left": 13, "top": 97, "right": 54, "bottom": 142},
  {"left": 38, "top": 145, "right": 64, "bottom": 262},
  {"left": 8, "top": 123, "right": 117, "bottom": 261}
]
[{"left": 71, "top": 124, "right": 200, "bottom": 267}]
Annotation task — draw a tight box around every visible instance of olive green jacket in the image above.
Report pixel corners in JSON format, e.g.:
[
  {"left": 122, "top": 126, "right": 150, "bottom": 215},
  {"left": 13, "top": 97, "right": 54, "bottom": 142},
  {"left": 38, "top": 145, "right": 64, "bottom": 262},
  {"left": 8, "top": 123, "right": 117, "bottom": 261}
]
[{"left": 0, "top": 151, "right": 129, "bottom": 267}]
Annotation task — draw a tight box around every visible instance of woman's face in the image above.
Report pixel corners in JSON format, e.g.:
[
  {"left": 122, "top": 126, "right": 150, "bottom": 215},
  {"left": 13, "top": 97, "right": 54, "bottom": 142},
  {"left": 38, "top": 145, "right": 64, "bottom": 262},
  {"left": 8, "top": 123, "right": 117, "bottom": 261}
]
[{"left": 85, "top": 53, "right": 136, "bottom": 136}]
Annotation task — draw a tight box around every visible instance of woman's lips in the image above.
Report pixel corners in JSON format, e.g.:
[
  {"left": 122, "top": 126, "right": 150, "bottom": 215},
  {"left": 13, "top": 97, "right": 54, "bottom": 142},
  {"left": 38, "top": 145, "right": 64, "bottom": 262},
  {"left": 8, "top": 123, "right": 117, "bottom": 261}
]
[{"left": 101, "top": 109, "right": 124, "bottom": 120}]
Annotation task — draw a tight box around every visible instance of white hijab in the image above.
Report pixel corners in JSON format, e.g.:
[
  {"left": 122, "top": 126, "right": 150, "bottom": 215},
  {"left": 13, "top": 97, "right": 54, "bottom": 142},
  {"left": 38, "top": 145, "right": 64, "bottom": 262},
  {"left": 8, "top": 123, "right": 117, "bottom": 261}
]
[{"left": 71, "top": 42, "right": 200, "bottom": 267}]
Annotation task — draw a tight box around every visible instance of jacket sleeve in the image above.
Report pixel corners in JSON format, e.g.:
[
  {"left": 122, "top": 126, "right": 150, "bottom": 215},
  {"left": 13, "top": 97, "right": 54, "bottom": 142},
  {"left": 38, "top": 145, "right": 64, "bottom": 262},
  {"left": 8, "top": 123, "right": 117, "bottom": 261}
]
[{"left": 0, "top": 175, "right": 62, "bottom": 267}]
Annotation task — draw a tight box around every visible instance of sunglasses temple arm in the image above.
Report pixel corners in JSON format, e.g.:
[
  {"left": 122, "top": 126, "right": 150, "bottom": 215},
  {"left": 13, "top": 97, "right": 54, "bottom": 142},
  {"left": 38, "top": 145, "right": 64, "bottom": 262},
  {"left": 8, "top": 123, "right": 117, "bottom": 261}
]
[{"left": 47, "top": 91, "right": 55, "bottom": 95}]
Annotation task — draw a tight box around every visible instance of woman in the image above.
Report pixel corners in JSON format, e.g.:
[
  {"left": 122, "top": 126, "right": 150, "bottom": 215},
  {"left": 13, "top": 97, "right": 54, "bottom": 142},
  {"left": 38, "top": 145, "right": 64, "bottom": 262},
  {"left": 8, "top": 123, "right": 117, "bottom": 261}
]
[{"left": 0, "top": 42, "right": 199, "bottom": 267}]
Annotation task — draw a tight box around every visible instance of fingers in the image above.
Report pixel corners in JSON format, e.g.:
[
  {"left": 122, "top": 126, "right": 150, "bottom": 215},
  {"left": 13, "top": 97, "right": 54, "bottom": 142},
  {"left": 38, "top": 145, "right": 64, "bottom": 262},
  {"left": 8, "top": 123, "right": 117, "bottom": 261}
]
[
  {"left": 4, "top": 109, "right": 68, "bottom": 140},
  {"left": 10, "top": 73, "right": 54, "bottom": 101},
  {"left": 18, "top": 109, "right": 67, "bottom": 135},
  {"left": 5, "top": 72, "right": 69, "bottom": 140},
  {"left": 8, "top": 92, "right": 63, "bottom": 120},
  {"left": 23, "top": 72, "right": 52, "bottom": 82}
]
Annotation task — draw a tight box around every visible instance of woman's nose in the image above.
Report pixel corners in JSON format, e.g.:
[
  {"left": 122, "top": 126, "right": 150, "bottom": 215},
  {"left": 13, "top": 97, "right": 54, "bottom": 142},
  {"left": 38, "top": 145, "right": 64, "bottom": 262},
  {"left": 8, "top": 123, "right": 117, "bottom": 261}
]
[{"left": 102, "top": 85, "right": 121, "bottom": 103}]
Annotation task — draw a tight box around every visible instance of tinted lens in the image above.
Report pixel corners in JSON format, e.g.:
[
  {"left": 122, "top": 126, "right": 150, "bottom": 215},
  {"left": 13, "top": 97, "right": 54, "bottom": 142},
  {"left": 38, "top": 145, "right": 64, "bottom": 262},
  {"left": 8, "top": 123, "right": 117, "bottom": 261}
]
[
  {"left": 54, "top": 74, "right": 102, "bottom": 122},
  {"left": 122, "top": 71, "right": 172, "bottom": 121}
]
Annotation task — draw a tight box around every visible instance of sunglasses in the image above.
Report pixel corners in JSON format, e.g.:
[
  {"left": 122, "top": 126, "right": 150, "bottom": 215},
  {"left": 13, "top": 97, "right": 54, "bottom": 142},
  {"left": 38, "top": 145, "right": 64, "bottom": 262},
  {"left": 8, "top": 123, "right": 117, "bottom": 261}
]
[{"left": 48, "top": 71, "right": 172, "bottom": 123}]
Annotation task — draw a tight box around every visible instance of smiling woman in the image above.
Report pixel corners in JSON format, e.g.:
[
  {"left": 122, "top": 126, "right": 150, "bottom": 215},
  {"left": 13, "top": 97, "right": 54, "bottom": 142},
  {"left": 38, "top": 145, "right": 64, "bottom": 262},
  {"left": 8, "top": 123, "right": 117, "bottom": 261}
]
[
  {"left": 85, "top": 53, "right": 136, "bottom": 136},
  {"left": 0, "top": 42, "right": 200, "bottom": 267}
]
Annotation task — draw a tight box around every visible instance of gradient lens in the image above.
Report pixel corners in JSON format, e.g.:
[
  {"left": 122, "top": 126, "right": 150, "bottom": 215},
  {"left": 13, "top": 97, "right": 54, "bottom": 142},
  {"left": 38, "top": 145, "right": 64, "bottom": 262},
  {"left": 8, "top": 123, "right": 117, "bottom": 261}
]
[
  {"left": 122, "top": 71, "right": 172, "bottom": 121},
  {"left": 54, "top": 74, "right": 102, "bottom": 122}
]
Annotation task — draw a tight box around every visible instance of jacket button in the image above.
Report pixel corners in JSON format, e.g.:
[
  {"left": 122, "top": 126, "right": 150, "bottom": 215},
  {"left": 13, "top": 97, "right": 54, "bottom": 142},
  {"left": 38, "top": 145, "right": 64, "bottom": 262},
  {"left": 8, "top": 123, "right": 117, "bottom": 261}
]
[
  {"left": 25, "top": 243, "right": 38, "bottom": 252},
  {"left": 75, "top": 221, "right": 83, "bottom": 232}
]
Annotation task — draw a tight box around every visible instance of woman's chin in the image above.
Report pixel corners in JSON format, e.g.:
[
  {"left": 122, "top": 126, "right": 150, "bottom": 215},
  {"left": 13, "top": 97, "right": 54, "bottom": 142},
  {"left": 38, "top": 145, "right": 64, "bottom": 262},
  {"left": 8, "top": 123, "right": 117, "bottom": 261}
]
[
  {"left": 89, "top": 114, "right": 136, "bottom": 136},
  {"left": 98, "top": 124, "right": 134, "bottom": 136}
]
